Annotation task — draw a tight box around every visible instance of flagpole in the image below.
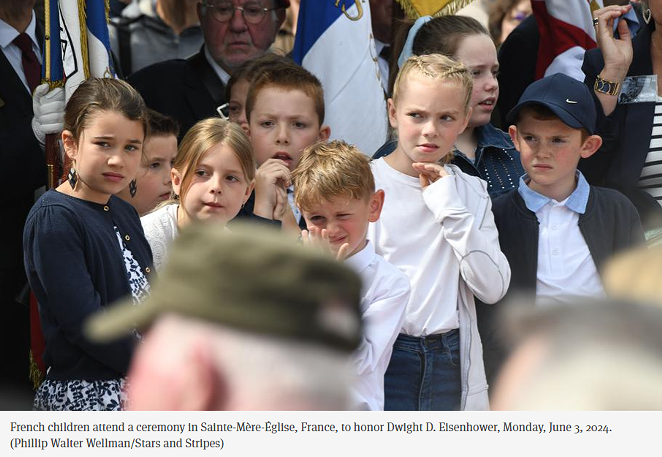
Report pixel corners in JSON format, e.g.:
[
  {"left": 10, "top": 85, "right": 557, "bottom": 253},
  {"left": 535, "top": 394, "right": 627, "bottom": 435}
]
[
  {"left": 43, "top": 0, "right": 63, "bottom": 189},
  {"left": 30, "top": 0, "right": 63, "bottom": 390}
]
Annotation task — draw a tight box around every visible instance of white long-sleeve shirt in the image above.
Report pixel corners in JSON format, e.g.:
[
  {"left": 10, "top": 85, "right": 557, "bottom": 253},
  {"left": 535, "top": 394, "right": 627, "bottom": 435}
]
[
  {"left": 345, "top": 240, "right": 410, "bottom": 411},
  {"left": 368, "top": 158, "right": 510, "bottom": 410},
  {"left": 141, "top": 204, "right": 179, "bottom": 271},
  {"left": 369, "top": 158, "right": 509, "bottom": 335}
]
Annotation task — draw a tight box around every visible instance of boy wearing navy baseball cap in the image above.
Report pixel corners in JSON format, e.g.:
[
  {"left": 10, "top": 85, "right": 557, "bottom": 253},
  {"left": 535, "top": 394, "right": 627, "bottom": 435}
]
[{"left": 477, "top": 73, "right": 645, "bottom": 384}]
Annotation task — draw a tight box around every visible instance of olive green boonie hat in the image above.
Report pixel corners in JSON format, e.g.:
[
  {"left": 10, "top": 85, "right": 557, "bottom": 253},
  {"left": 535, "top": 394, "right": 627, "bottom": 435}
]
[{"left": 86, "top": 222, "right": 363, "bottom": 352}]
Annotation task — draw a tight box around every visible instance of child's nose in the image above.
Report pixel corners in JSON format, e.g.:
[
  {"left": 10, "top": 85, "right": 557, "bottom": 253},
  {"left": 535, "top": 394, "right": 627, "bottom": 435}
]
[
  {"left": 486, "top": 74, "right": 498, "bottom": 91},
  {"left": 163, "top": 169, "right": 172, "bottom": 185},
  {"left": 327, "top": 221, "right": 341, "bottom": 235},
  {"left": 422, "top": 120, "right": 438, "bottom": 137},
  {"left": 107, "top": 152, "right": 123, "bottom": 167},
  {"left": 536, "top": 145, "right": 552, "bottom": 157},
  {"left": 275, "top": 124, "right": 290, "bottom": 144},
  {"left": 209, "top": 175, "right": 224, "bottom": 193}
]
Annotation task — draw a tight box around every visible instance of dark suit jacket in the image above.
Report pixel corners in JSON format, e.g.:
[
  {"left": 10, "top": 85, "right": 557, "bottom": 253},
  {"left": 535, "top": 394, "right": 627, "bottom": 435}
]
[
  {"left": 127, "top": 48, "right": 226, "bottom": 140},
  {"left": 496, "top": 15, "right": 539, "bottom": 130},
  {"left": 581, "top": 22, "right": 662, "bottom": 230},
  {"left": 0, "top": 23, "right": 46, "bottom": 390}
]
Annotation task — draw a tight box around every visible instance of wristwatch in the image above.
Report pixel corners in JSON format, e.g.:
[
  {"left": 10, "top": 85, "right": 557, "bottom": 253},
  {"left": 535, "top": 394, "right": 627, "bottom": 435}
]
[{"left": 594, "top": 75, "right": 621, "bottom": 96}]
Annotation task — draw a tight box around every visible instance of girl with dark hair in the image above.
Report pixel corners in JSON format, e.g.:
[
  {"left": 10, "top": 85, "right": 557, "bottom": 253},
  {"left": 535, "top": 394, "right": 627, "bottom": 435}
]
[{"left": 23, "top": 78, "right": 153, "bottom": 410}]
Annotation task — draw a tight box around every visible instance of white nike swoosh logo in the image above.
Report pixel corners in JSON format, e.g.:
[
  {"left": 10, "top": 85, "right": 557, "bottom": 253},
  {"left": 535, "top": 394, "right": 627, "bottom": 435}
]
[{"left": 566, "top": 99, "right": 578, "bottom": 104}]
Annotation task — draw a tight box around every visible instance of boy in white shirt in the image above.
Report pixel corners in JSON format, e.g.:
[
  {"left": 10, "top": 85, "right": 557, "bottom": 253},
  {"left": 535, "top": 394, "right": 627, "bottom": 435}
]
[
  {"left": 480, "top": 73, "right": 645, "bottom": 383},
  {"left": 292, "top": 140, "right": 410, "bottom": 411}
]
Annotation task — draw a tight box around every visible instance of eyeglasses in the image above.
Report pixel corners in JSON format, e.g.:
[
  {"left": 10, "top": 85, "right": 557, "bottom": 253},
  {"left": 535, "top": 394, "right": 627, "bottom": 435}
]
[{"left": 201, "top": 1, "right": 277, "bottom": 25}]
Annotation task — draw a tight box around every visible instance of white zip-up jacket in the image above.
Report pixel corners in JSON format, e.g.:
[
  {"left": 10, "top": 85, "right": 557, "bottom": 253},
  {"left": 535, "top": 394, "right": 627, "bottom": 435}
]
[{"left": 369, "top": 158, "right": 511, "bottom": 410}]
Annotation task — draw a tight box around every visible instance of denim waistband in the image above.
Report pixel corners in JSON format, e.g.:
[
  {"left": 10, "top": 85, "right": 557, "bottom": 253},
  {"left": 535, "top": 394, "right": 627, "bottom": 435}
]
[{"left": 394, "top": 329, "right": 459, "bottom": 351}]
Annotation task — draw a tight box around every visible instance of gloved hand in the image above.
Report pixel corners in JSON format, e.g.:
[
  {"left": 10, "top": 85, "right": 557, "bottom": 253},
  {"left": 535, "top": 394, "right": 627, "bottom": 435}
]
[{"left": 31, "top": 83, "right": 65, "bottom": 146}]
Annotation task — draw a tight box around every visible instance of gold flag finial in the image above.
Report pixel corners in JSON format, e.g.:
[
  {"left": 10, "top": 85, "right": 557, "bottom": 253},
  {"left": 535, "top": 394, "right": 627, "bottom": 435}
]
[{"left": 395, "top": 0, "right": 479, "bottom": 19}]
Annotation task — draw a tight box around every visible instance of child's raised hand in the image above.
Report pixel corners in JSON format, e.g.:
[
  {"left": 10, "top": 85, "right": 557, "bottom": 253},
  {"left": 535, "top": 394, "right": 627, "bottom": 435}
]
[
  {"left": 301, "top": 227, "right": 350, "bottom": 261},
  {"left": 412, "top": 162, "right": 449, "bottom": 189},
  {"left": 254, "top": 158, "right": 291, "bottom": 219},
  {"left": 271, "top": 182, "right": 300, "bottom": 235},
  {"left": 273, "top": 183, "right": 288, "bottom": 220}
]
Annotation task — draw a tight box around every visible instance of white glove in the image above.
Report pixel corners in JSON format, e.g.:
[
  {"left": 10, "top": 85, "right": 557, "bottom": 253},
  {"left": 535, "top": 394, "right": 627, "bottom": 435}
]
[{"left": 31, "top": 83, "right": 65, "bottom": 146}]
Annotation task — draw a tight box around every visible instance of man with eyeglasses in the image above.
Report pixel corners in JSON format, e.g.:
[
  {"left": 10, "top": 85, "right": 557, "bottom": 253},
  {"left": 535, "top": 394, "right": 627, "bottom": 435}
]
[{"left": 127, "top": 0, "right": 289, "bottom": 141}]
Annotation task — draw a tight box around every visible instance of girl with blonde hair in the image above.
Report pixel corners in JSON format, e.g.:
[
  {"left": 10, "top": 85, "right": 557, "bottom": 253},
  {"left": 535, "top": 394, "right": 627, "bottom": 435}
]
[{"left": 141, "top": 118, "right": 255, "bottom": 271}]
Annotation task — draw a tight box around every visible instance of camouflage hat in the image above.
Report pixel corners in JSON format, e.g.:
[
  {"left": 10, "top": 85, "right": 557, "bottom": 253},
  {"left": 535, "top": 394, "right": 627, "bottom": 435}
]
[{"left": 86, "top": 222, "right": 362, "bottom": 352}]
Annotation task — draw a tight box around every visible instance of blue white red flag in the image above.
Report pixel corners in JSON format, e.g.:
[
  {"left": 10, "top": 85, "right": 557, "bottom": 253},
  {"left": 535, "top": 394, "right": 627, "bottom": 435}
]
[
  {"left": 43, "top": 0, "right": 115, "bottom": 100},
  {"left": 293, "top": 0, "right": 388, "bottom": 156},
  {"left": 533, "top": 0, "right": 604, "bottom": 81}
]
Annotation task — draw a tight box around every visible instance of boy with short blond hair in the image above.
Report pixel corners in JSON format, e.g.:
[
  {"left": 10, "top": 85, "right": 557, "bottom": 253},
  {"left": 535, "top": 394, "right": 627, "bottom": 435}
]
[
  {"left": 480, "top": 73, "right": 645, "bottom": 383},
  {"left": 292, "top": 140, "right": 410, "bottom": 411},
  {"left": 245, "top": 62, "right": 330, "bottom": 232}
]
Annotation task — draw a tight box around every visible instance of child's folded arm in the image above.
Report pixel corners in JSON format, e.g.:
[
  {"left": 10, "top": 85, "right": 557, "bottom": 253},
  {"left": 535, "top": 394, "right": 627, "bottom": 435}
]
[{"left": 422, "top": 178, "right": 511, "bottom": 304}]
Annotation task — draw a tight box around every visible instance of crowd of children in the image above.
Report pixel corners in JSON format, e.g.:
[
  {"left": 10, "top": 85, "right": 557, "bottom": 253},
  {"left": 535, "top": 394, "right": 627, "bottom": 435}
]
[{"left": 18, "top": 7, "right": 654, "bottom": 411}]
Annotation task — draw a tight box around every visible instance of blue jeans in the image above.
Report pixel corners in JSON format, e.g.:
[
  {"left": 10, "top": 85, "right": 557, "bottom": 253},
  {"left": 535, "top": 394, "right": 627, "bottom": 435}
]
[{"left": 384, "top": 330, "right": 461, "bottom": 411}]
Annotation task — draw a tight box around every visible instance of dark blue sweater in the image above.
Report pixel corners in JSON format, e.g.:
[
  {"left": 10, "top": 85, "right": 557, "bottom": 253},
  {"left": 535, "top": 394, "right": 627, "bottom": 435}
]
[{"left": 23, "top": 191, "right": 154, "bottom": 381}]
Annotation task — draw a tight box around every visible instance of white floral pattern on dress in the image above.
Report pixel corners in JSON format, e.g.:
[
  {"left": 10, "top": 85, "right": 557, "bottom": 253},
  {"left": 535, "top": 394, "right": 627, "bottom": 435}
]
[
  {"left": 34, "top": 379, "right": 127, "bottom": 411},
  {"left": 33, "top": 226, "right": 150, "bottom": 411},
  {"left": 114, "top": 226, "right": 150, "bottom": 303}
]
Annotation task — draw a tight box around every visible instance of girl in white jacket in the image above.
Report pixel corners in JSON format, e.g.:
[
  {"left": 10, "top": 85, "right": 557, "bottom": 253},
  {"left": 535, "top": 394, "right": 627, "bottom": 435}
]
[{"left": 368, "top": 53, "right": 510, "bottom": 411}]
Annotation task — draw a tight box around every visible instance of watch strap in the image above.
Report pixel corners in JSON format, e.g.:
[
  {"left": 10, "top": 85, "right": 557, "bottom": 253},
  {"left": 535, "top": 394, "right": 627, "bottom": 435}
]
[{"left": 594, "top": 75, "right": 621, "bottom": 96}]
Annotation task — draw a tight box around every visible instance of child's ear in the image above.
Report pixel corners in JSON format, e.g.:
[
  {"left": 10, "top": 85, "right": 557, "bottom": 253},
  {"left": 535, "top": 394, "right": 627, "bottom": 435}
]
[
  {"left": 368, "top": 189, "right": 385, "bottom": 223},
  {"left": 62, "top": 130, "right": 78, "bottom": 161},
  {"left": 508, "top": 125, "right": 520, "bottom": 151},
  {"left": 387, "top": 98, "right": 397, "bottom": 129},
  {"left": 459, "top": 106, "right": 473, "bottom": 134},
  {"left": 580, "top": 134, "right": 603, "bottom": 159},
  {"left": 318, "top": 124, "right": 331, "bottom": 141},
  {"left": 244, "top": 179, "right": 256, "bottom": 203},
  {"left": 172, "top": 168, "right": 183, "bottom": 197}
]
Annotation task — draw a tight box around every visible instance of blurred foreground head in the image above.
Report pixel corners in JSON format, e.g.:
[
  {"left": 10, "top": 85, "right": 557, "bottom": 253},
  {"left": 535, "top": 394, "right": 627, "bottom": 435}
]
[
  {"left": 492, "top": 298, "right": 662, "bottom": 410},
  {"left": 604, "top": 245, "right": 662, "bottom": 307},
  {"left": 87, "top": 222, "right": 362, "bottom": 410}
]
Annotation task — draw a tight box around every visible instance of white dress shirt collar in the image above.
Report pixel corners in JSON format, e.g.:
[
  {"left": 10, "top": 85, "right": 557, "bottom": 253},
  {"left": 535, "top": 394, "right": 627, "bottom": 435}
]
[
  {"left": 0, "top": 11, "right": 38, "bottom": 49},
  {"left": 203, "top": 45, "right": 230, "bottom": 85},
  {"left": 345, "top": 240, "right": 375, "bottom": 275}
]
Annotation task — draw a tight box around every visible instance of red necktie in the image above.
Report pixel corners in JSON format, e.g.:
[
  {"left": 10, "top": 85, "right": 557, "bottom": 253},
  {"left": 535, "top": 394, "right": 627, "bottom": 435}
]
[{"left": 13, "top": 33, "right": 40, "bottom": 94}]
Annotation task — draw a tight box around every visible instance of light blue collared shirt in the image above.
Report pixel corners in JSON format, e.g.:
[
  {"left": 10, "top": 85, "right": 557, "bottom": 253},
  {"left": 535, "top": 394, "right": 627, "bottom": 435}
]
[
  {"left": 517, "top": 171, "right": 590, "bottom": 214},
  {"left": 517, "top": 170, "right": 604, "bottom": 305}
]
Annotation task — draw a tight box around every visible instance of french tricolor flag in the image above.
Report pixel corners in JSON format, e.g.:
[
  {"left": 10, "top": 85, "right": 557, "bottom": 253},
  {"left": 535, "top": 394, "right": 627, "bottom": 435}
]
[
  {"left": 43, "top": 0, "right": 116, "bottom": 101},
  {"left": 534, "top": 0, "right": 604, "bottom": 81},
  {"left": 292, "top": 0, "right": 388, "bottom": 156}
]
